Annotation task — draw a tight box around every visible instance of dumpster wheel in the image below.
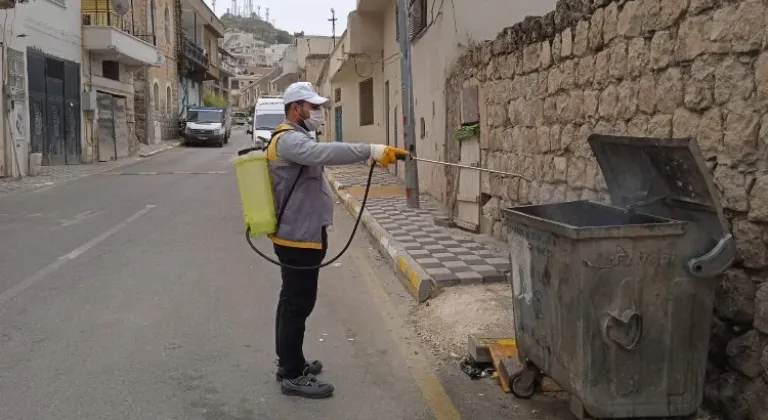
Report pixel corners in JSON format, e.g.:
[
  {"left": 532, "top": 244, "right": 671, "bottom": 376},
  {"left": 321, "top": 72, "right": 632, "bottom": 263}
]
[{"left": 509, "top": 366, "right": 541, "bottom": 399}]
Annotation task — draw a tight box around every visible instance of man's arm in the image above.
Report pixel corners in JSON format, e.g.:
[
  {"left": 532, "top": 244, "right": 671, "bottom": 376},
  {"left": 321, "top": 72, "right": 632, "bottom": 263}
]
[{"left": 276, "top": 131, "right": 372, "bottom": 166}]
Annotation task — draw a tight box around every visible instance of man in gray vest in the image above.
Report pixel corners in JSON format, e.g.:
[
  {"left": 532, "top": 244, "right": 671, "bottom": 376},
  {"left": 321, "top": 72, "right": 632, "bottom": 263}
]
[{"left": 265, "top": 81, "right": 407, "bottom": 398}]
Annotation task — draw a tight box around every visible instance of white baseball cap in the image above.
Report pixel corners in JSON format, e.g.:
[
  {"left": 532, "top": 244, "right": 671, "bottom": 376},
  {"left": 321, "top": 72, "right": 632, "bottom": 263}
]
[{"left": 283, "top": 82, "right": 329, "bottom": 105}]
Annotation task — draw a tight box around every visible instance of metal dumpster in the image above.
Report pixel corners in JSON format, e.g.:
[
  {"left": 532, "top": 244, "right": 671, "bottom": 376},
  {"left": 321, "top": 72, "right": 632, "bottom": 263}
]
[{"left": 503, "top": 135, "right": 736, "bottom": 419}]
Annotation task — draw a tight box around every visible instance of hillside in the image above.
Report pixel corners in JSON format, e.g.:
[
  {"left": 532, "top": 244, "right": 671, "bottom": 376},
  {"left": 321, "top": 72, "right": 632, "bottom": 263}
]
[{"left": 220, "top": 14, "right": 294, "bottom": 44}]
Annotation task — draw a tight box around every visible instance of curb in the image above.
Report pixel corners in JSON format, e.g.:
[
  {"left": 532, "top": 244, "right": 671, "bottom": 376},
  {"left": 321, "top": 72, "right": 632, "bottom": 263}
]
[
  {"left": 325, "top": 171, "right": 437, "bottom": 303},
  {"left": 139, "top": 141, "right": 181, "bottom": 158}
]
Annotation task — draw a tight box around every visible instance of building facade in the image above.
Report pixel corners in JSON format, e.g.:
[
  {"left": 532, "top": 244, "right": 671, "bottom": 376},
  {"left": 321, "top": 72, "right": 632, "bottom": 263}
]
[
  {"left": 81, "top": 0, "right": 163, "bottom": 161},
  {"left": 318, "top": 0, "right": 558, "bottom": 194},
  {"left": 1, "top": 0, "right": 86, "bottom": 176}
]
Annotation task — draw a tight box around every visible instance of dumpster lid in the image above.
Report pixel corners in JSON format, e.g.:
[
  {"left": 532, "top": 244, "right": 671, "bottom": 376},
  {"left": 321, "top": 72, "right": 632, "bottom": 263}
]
[{"left": 588, "top": 134, "right": 729, "bottom": 241}]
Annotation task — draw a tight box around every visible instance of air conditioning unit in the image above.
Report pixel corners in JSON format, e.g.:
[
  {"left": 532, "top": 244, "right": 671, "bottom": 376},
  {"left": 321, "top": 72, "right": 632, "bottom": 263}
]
[{"left": 0, "top": 0, "right": 15, "bottom": 9}]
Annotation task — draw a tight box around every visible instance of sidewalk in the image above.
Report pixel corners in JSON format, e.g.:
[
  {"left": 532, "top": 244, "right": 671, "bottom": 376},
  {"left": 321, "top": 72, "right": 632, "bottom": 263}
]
[
  {"left": 325, "top": 163, "right": 510, "bottom": 302},
  {"left": 0, "top": 140, "right": 180, "bottom": 199}
]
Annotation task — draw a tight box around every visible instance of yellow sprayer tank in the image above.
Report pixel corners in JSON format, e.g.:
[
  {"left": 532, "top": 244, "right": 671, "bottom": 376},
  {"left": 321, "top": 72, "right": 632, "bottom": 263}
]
[{"left": 233, "top": 149, "right": 276, "bottom": 236}]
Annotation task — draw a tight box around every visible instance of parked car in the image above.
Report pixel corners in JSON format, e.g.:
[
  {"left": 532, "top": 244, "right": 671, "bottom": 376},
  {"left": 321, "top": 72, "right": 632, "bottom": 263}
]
[
  {"left": 233, "top": 112, "right": 248, "bottom": 125},
  {"left": 182, "top": 106, "right": 231, "bottom": 147}
]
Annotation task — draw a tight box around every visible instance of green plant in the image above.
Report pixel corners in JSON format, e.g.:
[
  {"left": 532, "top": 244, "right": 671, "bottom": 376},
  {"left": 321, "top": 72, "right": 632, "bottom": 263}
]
[
  {"left": 454, "top": 123, "right": 479, "bottom": 141},
  {"left": 203, "top": 91, "right": 227, "bottom": 107}
]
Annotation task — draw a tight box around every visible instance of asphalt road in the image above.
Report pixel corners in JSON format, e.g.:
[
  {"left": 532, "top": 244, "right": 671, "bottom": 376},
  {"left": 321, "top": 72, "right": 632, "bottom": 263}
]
[{"left": 0, "top": 129, "right": 569, "bottom": 420}]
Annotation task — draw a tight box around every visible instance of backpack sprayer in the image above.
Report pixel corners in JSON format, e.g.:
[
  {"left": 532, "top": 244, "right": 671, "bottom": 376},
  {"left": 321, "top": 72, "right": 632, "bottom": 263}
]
[{"left": 234, "top": 146, "right": 526, "bottom": 271}]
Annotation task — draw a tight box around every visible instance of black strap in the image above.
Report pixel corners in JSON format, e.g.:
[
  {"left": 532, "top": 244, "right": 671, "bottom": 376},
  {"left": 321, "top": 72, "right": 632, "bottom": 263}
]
[{"left": 270, "top": 127, "right": 306, "bottom": 229}]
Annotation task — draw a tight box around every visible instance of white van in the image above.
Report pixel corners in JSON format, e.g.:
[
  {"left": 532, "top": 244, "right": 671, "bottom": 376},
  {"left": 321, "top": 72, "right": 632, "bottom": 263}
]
[{"left": 248, "top": 96, "right": 284, "bottom": 149}]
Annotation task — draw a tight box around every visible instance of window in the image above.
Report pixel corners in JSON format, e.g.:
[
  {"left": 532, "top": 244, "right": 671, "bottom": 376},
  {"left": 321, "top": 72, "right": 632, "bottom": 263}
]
[
  {"left": 334, "top": 88, "right": 341, "bottom": 102},
  {"left": 232, "top": 80, "right": 240, "bottom": 89},
  {"left": 102, "top": 60, "right": 120, "bottom": 81},
  {"left": 420, "top": 117, "right": 425, "bottom": 139},
  {"left": 164, "top": 7, "right": 171, "bottom": 43},
  {"left": 166, "top": 86, "right": 172, "bottom": 114},
  {"left": 408, "top": 0, "right": 428, "bottom": 41},
  {"left": 359, "top": 78, "right": 374, "bottom": 126},
  {"left": 153, "top": 82, "right": 160, "bottom": 112}
]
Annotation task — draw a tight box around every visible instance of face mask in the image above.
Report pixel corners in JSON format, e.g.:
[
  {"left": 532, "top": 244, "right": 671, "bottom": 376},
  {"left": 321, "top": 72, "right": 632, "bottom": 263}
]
[{"left": 306, "top": 109, "right": 325, "bottom": 131}]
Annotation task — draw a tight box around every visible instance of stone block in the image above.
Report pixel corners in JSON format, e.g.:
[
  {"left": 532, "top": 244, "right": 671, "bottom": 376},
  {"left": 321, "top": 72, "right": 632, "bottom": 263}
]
[
  {"left": 639, "top": 74, "right": 656, "bottom": 114},
  {"left": 659, "top": 0, "right": 689, "bottom": 29},
  {"left": 567, "top": 157, "right": 588, "bottom": 188},
  {"left": 583, "top": 89, "right": 599, "bottom": 119},
  {"left": 727, "top": 330, "right": 768, "bottom": 378},
  {"left": 541, "top": 41, "right": 552, "bottom": 70},
  {"left": 690, "top": 0, "right": 715, "bottom": 15},
  {"left": 573, "top": 20, "right": 590, "bottom": 57},
  {"left": 685, "top": 55, "right": 716, "bottom": 111},
  {"left": 639, "top": 0, "right": 663, "bottom": 34},
  {"left": 716, "top": 269, "right": 757, "bottom": 324},
  {"left": 749, "top": 175, "right": 768, "bottom": 222},
  {"left": 589, "top": 7, "right": 604, "bottom": 51},
  {"left": 566, "top": 188, "right": 581, "bottom": 201},
  {"left": 523, "top": 43, "right": 541, "bottom": 74},
  {"left": 698, "top": 107, "right": 723, "bottom": 158},
  {"left": 628, "top": 115, "right": 650, "bottom": 136},
  {"left": 599, "top": 84, "right": 619, "bottom": 119},
  {"left": 566, "top": 90, "right": 584, "bottom": 123},
  {"left": 755, "top": 283, "right": 768, "bottom": 334},
  {"left": 617, "top": 0, "right": 642, "bottom": 37},
  {"left": 734, "top": 219, "right": 768, "bottom": 269},
  {"left": 602, "top": 2, "right": 619, "bottom": 43},
  {"left": 543, "top": 97, "right": 558, "bottom": 125},
  {"left": 648, "top": 114, "right": 673, "bottom": 138},
  {"left": 715, "top": 56, "right": 755, "bottom": 105},
  {"left": 710, "top": 0, "right": 765, "bottom": 53},
  {"left": 521, "top": 98, "right": 543, "bottom": 127},
  {"left": 656, "top": 67, "right": 683, "bottom": 114},
  {"left": 627, "top": 38, "right": 649, "bottom": 78},
  {"left": 609, "top": 41, "right": 628, "bottom": 81},
  {"left": 577, "top": 56, "right": 595, "bottom": 87},
  {"left": 676, "top": 15, "right": 715, "bottom": 62},
  {"left": 561, "top": 27, "right": 573, "bottom": 58},
  {"left": 715, "top": 165, "right": 750, "bottom": 213},
  {"left": 552, "top": 34, "right": 562, "bottom": 64},
  {"left": 537, "top": 126, "right": 551, "bottom": 153},
  {"left": 756, "top": 53, "right": 768, "bottom": 100},
  {"left": 723, "top": 104, "right": 760, "bottom": 165},
  {"left": 553, "top": 156, "right": 567, "bottom": 182},
  {"left": 559, "top": 59, "right": 576, "bottom": 91},
  {"left": 616, "top": 82, "right": 638, "bottom": 121},
  {"left": 488, "top": 103, "right": 509, "bottom": 128},
  {"left": 560, "top": 124, "right": 577, "bottom": 153},
  {"left": 673, "top": 107, "right": 702, "bottom": 138},
  {"left": 594, "top": 49, "right": 610, "bottom": 90},
  {"left": 550, "top": 124, "right": 562, "bottom": 151},
  {"left": 650, "top": 31, "right": 674, "bottom": 70}
]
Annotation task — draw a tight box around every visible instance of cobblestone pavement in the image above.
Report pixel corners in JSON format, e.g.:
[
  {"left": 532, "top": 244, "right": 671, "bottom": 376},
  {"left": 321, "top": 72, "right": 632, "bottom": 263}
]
[
  {"left": 325, "top": 164, "right": 510, "bottom": 290},
  {"left": 0, "top": 141, "right": 179, "bottom": 199}
]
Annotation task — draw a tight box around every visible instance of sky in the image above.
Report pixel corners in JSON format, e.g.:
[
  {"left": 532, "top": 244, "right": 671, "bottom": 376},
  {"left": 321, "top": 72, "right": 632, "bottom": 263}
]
[{"left": 210, "top": 0, "right": 357, "bottom": 37}]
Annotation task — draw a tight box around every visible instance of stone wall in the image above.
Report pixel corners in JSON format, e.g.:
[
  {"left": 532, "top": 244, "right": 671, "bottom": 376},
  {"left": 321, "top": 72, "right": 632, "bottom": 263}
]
[{"left": 446, "top": 0, "right": 768, "bottom": 418}]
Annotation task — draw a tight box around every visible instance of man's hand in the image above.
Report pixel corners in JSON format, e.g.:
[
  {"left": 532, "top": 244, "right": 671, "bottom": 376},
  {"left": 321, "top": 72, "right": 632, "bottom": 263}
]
[{"left": 370, "top": 145, "right": 408, "bottom": 167}]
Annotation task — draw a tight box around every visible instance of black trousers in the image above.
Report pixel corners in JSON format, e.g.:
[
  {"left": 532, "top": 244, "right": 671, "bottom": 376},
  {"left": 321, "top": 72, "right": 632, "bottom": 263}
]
[{"left": 273, "top": 228, "right": 328, "bottom": 379}]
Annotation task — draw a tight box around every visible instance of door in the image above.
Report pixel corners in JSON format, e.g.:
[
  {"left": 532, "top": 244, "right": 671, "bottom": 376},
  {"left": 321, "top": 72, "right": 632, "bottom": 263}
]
[
  {"left": 44, "top": 58, "right": 66, "bottom": 166},
  {"left": 97, "top": 92, "right": 117, "bottom": 162},
  {"left": 113, "top": 96, "right": 129, "bottom": 158},
  {"left": 26, "top": 49, "right": 81, "bottom": 165},
  {"left": 394, "top": 105, "right": 400, "bottom": 176},
  {"left": 455, "top": 137, "right": 482, "bottom": 232},
  {"left": 334, "top": 106, "right": 343, "bottom": 142}
]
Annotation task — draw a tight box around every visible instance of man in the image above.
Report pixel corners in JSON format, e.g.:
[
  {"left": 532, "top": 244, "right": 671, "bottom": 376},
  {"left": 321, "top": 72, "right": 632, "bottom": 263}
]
[{"left": 265, "top": 82, "right": 407, "bottom": 398}]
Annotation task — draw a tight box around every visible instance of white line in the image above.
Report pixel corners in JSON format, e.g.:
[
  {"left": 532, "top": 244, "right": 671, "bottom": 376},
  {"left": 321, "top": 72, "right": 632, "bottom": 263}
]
[{"left": 0, "top": 205, "right": 156, "bottom": 307}]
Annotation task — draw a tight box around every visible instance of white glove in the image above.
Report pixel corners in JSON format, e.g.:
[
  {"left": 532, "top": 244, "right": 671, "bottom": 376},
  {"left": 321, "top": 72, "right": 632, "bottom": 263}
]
[{"left": 370, "top": 144, "right": 387, "bottom": 162}]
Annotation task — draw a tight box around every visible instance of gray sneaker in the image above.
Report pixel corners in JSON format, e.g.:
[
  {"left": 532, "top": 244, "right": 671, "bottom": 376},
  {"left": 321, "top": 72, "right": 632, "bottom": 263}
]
[{"left": 280, "top": 374, "right": 334, "bottom": 399}]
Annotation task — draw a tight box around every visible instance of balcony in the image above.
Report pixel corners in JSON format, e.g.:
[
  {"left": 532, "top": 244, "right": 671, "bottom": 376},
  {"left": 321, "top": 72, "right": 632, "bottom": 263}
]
[
  {"left": 182, "top": 37, "right": 218, "bottom": 81},
  {"left": 346, "top": 11, "right": 384, "bottom": 55},
  {"left": 357, "top": 0, "right": 389, "bottom": 13},
  {"left": 82, "top": 11, "right": 161, "bottom": 67},
  {"left": 0, "top": 0, "right": 15, "bottom": 9}
]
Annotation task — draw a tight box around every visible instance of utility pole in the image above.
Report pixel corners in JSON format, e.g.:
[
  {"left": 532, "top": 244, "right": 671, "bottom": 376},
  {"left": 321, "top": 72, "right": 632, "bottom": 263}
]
[
  {"left": 329, "top": 8, "right": 337, "bottom": 48},
  {"left": 396, "top": 0, "right": 420, "bottom": 208}
]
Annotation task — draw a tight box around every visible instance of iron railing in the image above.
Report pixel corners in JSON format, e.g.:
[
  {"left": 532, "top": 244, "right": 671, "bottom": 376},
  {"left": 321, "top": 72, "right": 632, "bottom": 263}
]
[
  {"left": 183, "top": 37, "right": 209, "bottom": 68},
  {"left": 81, "top": 11, "right": 157, "bottom": 46}
]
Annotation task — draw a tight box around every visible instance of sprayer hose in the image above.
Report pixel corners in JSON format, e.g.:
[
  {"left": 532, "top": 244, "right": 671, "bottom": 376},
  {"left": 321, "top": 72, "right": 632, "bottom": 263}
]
[{"left": 245, "top": 161, "right": 376, "bottom": 270}]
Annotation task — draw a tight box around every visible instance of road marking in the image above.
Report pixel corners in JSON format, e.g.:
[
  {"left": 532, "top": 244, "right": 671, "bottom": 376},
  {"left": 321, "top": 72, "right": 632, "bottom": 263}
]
[
  {"left": 0, "top": 205, "right": 156, "bottom": 307},
  {"left": 351, "top": 254, "right": 462, "bottom": 420}
]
